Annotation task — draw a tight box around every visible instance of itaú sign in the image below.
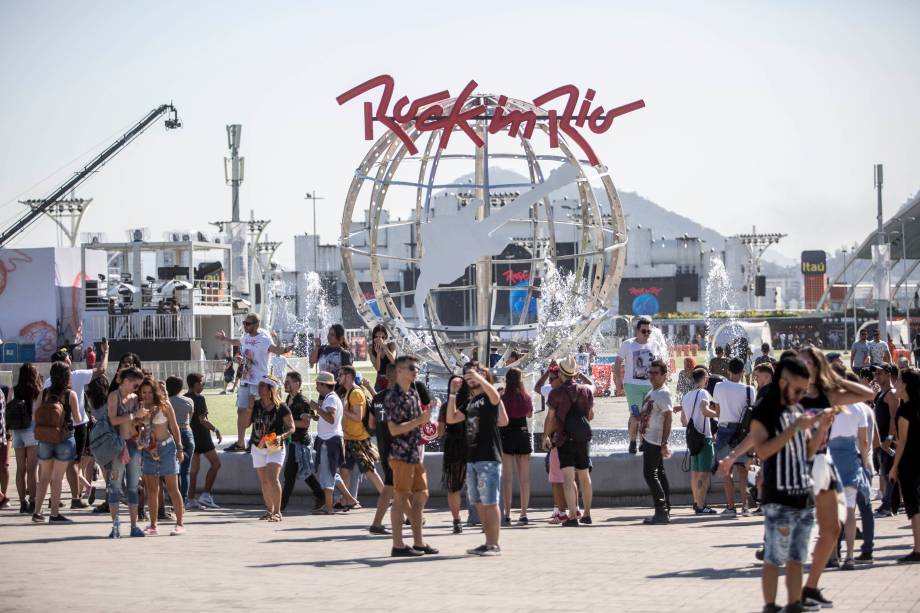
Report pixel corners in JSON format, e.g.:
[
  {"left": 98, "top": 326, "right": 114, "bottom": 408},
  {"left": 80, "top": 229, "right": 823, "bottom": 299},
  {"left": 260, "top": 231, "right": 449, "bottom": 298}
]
[
  {"left": 336, "top": 75, "right": 645, "bottom": 166},
  {"left": 801, "top": 250, "right": 827, "bottom": 275}
]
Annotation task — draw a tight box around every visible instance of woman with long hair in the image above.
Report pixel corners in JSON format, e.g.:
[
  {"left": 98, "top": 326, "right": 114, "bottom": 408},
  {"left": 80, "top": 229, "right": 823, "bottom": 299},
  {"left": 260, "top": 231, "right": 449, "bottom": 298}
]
[
  {"left": 369, "top": 324, "right": 397, "bottom": 392},
  {"left": 796, "top": 346, "right": 874, "bottom": 608},
  {"left": 827, "top": 372, "right": 874, "bottom": 570},
  {"left": 310, "top": 323, "right": 353, "bottom": 379},
  {"left": 32, "top": 362, "right": 81, "bottom": 523},
  {"left": 9, "top": 363, "right": 42, "bottom": 514},
  {"left": 105, "top": 366, "right": 147, "bottom": 538},
  {"left": 108, "top": 353, "right": 142, "bottom": 392},
  {"left": 889, "top": 368, "right": 920, "bottom": 563},
  {"left": 676, "top": 357, "right": 697, "bottom": 398},
  {"left": 439, "top": 373, "right": 469, "bottom": 534},
  {"left": 245, "top": 376, "right": 295, "bottom": 521},
  {"left": 138, "top": 376, "right": 186, "bottom": 535},
  {"left": 500, "top": 367, "right": 533, "bottom": 525}
]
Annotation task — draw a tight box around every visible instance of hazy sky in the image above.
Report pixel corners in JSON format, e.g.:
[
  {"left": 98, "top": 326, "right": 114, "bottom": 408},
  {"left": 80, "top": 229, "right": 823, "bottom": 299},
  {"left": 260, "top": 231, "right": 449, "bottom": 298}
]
[{"left": 1, "top": 0, "right": 918, "bottom": 268}]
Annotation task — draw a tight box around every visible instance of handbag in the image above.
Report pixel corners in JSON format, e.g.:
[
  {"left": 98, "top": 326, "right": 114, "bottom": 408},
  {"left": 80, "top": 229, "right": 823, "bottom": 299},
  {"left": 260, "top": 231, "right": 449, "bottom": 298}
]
[
  {"left": 685, "top": 390, "right": 706, "bottom": 456},
  {"left": 90, "top": 413, "right": 125, "bottom": 467}
]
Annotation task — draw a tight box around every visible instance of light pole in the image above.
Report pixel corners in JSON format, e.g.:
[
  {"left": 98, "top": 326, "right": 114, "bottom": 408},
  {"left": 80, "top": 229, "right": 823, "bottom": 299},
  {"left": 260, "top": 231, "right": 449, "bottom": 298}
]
[
  {"left": 874, "top": 164, "right": 888, "bottom": 342},
  {"left": 304, "top": 191, "right": 325, "bottom": 271},
  {"left": 842, "top": 246, "right": 849, "bottom": 350}
]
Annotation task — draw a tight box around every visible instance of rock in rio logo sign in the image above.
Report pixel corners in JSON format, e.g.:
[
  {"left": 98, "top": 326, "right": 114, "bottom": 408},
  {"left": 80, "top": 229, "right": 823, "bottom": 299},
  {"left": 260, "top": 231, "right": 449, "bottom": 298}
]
[{"left": 336, "top": 75, "right": 645, "bottom": 165}]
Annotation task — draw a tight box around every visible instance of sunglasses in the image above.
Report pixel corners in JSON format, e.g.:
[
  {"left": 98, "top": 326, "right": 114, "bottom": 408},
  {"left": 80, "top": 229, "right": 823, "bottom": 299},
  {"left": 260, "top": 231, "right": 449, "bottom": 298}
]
[
  {"left": 243, "top": 320, "right": 257, "bottom": 326},
  {"left": 638, "top": 328, "right": 651, "bottom": 335}
]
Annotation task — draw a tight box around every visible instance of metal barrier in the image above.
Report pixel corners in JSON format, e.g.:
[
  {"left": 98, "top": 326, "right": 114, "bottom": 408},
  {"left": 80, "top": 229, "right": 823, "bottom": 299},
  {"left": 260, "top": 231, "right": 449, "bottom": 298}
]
[
  {"left": 84, "top": 312, "right": 195, "bottom": 341},
  {"left": 0, "top": 357, "right": 317, "bottom": 390}
]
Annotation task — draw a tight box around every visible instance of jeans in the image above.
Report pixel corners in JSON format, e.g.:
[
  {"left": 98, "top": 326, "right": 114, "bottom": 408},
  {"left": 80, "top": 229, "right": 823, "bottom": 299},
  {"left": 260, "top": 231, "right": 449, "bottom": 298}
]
[
  {"left": 856, "top": 487, "right": 875, "bottom": 555},
  {"left": 763, "top": 503, "right": 815, "bottom": 566},
  {"left": 642, "top": 441, "right": 670, "bottom": 513},
  {"left": 466, "top": 461, "right": 501, "bottom": 505},
  {"left": 107, "top": 441, "right": 142, "bottom": 506},
  {"left": 179, "top": 429, "right": 195, "bottom": 500}
]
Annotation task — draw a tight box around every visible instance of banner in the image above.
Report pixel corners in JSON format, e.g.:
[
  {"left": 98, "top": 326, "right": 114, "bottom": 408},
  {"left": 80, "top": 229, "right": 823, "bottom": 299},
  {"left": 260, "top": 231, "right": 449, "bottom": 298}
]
[
  {"left": 618, "top": 277, "right": 677, "bottom": 316},
  {"left": 801, "top": 250, "right": 827, "bottom": 275}
]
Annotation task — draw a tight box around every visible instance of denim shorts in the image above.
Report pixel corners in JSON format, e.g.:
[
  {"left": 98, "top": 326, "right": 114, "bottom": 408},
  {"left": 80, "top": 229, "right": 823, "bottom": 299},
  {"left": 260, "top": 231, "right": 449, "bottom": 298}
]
[
  {"left": 236, "top": 383, "right": 257, "bottom": 410},
  {"left": 715, "top": 423, "right": 747, "bottom": 465},
  {"left": 38, "top": 435, "right": 77, "bottom": 462},
  {"left": 141, "top": 438, "right": 179, "bottom": 476},
  {"left": 763, "top": 503, "right": 815, "bottom": 566},
  {"left": 467, "top": 460, "right": 501, "bottom": 505},
  {"left": 12, "top": 428, "right": 37, "bottom": 448}
]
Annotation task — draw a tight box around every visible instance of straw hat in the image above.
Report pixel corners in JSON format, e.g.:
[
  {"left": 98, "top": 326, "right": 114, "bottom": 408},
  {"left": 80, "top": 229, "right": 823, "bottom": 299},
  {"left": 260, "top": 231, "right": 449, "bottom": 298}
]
[
  {"left": 315, "top": 371, "right": 336, "bottom": 385},
  {"left": 558, "top": 355, "right": 579, "bottom": 378}
]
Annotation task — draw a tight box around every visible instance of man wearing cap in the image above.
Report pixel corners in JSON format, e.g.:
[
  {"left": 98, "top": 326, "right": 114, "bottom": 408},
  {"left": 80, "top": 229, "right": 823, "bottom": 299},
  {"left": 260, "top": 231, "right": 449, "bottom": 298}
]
[
  {"left": 544, "top": 355, "right": 594, "bottom": 526},
  {"left": 614, "top": 316, "right": 662, "bottom": 455},
  {"left": 45, "top": 341, "right": 108, "bottom": 509},
  {"left": 215, "top": 313, "right": 293, "bottom": 452}
]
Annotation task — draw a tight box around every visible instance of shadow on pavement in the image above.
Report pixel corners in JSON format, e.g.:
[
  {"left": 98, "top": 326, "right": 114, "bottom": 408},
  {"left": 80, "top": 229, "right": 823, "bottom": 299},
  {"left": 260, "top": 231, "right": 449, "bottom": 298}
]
[
  {"left": 248, "top": 554, "right": 468, "bottom": 569},
  {"left": 647, "top": 565, "right": 762, "bottom": 581}
]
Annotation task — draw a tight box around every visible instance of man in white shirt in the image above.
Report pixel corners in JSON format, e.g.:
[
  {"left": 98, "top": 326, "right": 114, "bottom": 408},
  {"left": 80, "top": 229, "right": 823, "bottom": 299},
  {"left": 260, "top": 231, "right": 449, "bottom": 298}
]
[
  {"left": 867, "top": 330, "right": 891, "bottom": 366},
  {"left": 614, "top": 316, "right": 663, "bottom": 455},
  {"left": 678, "top": 367, "right": 719, "bottom": 514},
  {"left": 46, "top": 342, "right": 108, "bottom": 509},
  {"left": 712, "top": 357, "right": 756, "bottom": 516},
  {"left": 638, "top": 360, "right": 673, "bottom": 525},
  {"left": 215, "top": 313, "right": 293, "bottom": 452},
  {"left": 312, "top": 371, "right": 357, "bottom": 513}
]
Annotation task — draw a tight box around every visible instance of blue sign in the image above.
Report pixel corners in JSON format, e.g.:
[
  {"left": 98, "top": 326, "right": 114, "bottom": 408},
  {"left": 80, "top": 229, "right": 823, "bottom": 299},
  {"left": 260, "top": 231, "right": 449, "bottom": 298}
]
[{"left": 509, "top": 281, "right": 538, "bottom": 317}]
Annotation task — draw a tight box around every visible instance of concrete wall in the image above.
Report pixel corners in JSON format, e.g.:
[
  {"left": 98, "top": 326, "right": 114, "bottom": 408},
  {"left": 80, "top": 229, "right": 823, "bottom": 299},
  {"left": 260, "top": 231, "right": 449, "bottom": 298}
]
[{"left": 208, "top": 451, "right": 723, "bottom": 502}]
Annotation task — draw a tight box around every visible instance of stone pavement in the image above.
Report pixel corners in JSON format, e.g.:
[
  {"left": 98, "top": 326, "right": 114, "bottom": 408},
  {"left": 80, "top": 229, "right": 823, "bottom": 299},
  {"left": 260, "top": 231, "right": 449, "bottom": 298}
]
[{"left": 1, "top": 501, "right": 917, "bottom": 612}]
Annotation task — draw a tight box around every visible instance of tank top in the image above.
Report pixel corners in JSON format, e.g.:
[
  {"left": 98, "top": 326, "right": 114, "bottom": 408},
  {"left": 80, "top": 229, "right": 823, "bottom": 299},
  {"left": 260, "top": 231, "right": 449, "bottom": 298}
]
[{"left": 874, "top": 388, "right": 893, "bottom": 439}]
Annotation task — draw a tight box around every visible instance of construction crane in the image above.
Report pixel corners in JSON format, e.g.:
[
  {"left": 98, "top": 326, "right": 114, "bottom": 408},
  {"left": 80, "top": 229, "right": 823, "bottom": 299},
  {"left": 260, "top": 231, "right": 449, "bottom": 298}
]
[{"left": 0, "top": 103, "right": 182, "bottom": 248}]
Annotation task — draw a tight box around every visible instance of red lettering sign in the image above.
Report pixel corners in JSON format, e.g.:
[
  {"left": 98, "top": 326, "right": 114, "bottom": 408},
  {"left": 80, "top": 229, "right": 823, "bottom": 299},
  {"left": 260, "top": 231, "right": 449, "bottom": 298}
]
[
  {"left": 336, "top": 75, "right": 644, "bottom": 166},
  {"left": 628, "top": 287, "right": 662, "bottom": 296},
  {"left": 501, "top": 270, "right": 529, "bottom": 284}
]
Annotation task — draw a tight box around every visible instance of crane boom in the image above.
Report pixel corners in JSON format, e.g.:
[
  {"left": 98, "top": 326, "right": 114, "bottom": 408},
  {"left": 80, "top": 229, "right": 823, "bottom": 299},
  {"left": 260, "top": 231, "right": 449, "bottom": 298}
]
[{"left": 0, "top": 103, "right": 181, "bottom": 248}]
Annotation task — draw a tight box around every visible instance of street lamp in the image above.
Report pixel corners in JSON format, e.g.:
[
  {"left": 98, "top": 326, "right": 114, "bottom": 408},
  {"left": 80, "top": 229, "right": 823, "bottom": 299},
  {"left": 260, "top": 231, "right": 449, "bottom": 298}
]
[
  {"left": 842, "top": 246, "right": 849, "bottom": 350},
  {"left": 304, "top": 191, "right": 325, "bottom": 271}
]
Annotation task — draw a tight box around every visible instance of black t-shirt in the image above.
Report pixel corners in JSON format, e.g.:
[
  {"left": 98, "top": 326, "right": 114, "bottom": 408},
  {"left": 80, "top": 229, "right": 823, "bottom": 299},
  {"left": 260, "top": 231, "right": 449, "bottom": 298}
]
[
  {"left": 752, "top": 397, "right": 813, "bottom": 509},
  {"left": 316, "top": 345, "right": 353, "bottom": 378},
  {"left": 251, "top": 401, "right": 292, "bottom": 441},
  {"left": 896, "top": 401, "right": 920, "bottom": 474},
  {"left": 286, "top": 392, "right": 311, "bottom": 444},
  {"left": 371, "top": 389, "right": 392, "bottom": 459},
  {"left": 186, "top": 392, "right": 210, "bottom": 439},
  {"left": 439, "top": 389, "right": 467, "bottom": 438},
  {"left": 875, "top": 388, "right": 894, "bottom": 439},
  {"left": 459, "top": 392, "right": 502, "bottom": 463},
  {"left": 414, "top": 381, "right": 431, "bottom": 406}
]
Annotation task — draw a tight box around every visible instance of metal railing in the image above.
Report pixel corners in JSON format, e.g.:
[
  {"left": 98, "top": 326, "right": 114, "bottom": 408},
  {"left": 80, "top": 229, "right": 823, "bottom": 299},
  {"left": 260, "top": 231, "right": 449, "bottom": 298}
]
[
  {"left": 86, "top": 279, "right": 232, "bottom": 310},
  {"left": 84, "top": 312, "right": 195, "bottom": 341}
]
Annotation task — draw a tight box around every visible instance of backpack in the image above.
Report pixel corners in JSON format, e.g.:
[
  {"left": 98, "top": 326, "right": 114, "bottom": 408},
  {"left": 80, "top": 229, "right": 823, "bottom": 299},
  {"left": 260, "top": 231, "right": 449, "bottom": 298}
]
[
  {"left": 90, "top": 412, "right": 125, "bottom": 467},
  {"left": 34, "top": 391, "right": 69, "bottom": 444},
  {"left": 563, "top": 385, "right": 592, "bottom": 443},
  {"left": 684, "top": 390, "right": 706, "bottom": 456},
  {"left": 729, "top": 386, "right": 754, "bottom": 447},
  {"left": 5, "top": 397, "right": 32, "bottom": 431}
]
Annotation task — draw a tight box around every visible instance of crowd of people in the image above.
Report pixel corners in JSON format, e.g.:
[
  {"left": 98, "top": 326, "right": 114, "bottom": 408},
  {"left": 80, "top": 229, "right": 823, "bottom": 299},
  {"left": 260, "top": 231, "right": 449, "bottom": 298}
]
[{"left": 1, "top": 313, "right": 918, "bottom": 601}]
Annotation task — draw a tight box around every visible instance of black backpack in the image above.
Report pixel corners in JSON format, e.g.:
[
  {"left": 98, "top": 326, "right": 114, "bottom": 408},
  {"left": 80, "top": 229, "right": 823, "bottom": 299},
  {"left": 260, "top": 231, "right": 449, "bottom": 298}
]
[
  {"left": 563, "top": 385, "right": 592, "bottom": 443},
  {"left": 684, "top": 390, "right": 706, "bottom": 456},
  {"left": 729, "top": 386, "right": 755, "bottom": 447},
  {"left": 5, "top": 397, "right": 32, "bottom": 430}
]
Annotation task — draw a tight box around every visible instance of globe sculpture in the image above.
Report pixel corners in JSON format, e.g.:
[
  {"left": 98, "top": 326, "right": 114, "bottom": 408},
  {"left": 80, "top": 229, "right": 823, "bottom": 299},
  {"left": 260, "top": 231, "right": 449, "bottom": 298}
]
[{"left": 339, "top": 93, "right": 628, "bottom": 374}]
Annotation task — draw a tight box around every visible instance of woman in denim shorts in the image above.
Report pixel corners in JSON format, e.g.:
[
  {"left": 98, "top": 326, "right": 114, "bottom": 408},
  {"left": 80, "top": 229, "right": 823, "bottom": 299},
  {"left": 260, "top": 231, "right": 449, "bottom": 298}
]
[
  {"left": 138, "top": 377, "right": 187, "bottom": 536},
  {"left": 10, "top": 363, "right": 42, "bottom": 514},
  {"left": 32, "top": 362, "right": 81, "bottom": 524}
]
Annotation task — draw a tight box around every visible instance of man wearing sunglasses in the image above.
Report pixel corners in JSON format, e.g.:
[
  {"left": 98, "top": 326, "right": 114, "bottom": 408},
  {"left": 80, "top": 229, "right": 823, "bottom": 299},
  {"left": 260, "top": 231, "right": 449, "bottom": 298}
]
[
  {"left": 614, "top": 316, "right": 663, "bottom": 455},
  {"left": 639, "top": 360, "right": 674, "bottom": 524},
  {"left": 215, "top": 314, "right": 293, "bottom": 452}
]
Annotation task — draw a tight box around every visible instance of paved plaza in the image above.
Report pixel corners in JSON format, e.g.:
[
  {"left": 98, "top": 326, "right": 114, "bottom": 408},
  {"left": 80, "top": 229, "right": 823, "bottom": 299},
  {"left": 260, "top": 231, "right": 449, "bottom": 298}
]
[{"left": 1, "top": 500, "right": 917, "bottom": 612}]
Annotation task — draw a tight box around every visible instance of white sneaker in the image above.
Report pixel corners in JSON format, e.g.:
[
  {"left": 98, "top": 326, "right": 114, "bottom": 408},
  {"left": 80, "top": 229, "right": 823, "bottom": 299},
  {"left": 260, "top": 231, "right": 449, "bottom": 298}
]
[
  {"left": 198, "top": 493, "right": 220, "bottom": 509},
  {"left": 186, "top": 498, "right": 200, "bottom": 510}
]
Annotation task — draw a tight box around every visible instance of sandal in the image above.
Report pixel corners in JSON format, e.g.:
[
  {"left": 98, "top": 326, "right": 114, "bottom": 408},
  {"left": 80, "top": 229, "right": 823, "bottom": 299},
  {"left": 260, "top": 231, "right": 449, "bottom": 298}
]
[
  {"left": 259, "top": 511, "right": 272, "bottom": 520},
  {"left": 313, "top": 506, "right": 334, "bottom": 515},
  {"left": 345, "top": 502, "right": 362, "bottom": 511},
  {"left": 269, "top": 513, "right": 283, "bottom": 522}
]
